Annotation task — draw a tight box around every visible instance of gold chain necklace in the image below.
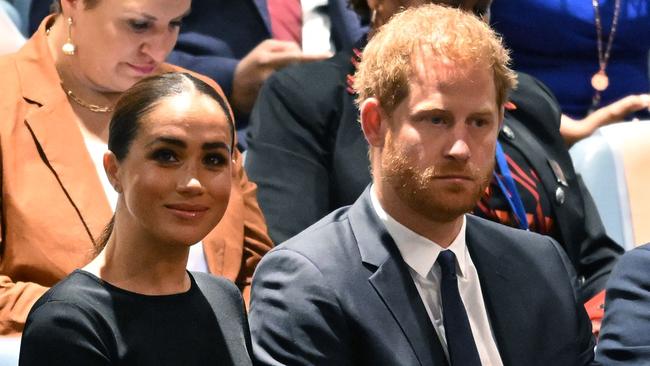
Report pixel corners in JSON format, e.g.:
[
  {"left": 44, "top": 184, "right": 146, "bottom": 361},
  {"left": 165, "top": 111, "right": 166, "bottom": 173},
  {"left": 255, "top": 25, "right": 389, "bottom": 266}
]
[
  {"left": 590, "top": 0, "right": 621, "bottom": 110},
  {"left": 46, "top": 23, "right": 114, "bottom": 113},
  {"left": 60, "top": 83, "right": 114, "bottom": 113}
]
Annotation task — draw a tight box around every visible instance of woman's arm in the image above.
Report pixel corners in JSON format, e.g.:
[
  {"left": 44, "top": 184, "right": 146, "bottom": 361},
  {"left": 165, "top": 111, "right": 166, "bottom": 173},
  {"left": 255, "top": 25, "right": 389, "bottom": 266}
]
[
  {"left": 0, "top": 277, "right": 48, "bottom": 335},
  {"left": 560, "top": 94, "right": 650, "bottom": 146}
]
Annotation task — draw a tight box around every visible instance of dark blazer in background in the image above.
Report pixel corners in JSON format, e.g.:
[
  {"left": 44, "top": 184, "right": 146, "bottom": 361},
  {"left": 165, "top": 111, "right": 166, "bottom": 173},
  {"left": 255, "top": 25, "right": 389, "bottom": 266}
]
[
  {"left": 167, "top": 0, "right": 365, "bottom": 97},
  {"left": 165, "top": 0, "right": 365, "bottom": 148},
  {"left": 245, "top": 53, "right": 622, "bottom": 300},
  {"left": 249, "top": 189, "right": 595, "bottom": 366},
  {"left": 595, "top": 243, "right": 650, "bottom": 365}
]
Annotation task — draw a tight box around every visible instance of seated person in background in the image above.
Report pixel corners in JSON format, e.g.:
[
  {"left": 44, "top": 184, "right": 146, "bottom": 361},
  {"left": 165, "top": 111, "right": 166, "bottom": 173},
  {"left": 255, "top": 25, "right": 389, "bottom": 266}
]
[
  {"left": 245, "top": 0, "right": 622, "bottom": 308},
  {"left": 490, "top": 0, "right": 650, "bottom": 145},
  {"left": 166, "top": 0, "right": 366, "bottom": 147},
  {"left": 595, "top": 242, "right": 650, "bottom": 365},
  {"left": 19, "top": 72, "right": 253, "bottom": 366},
  {"left": 27, "top": 0, "right": 360, "bottom": 148},
  {"left": 249, "top": 5, "right": 595, "bottom": 365},
  {"left": 0, "top": 0, "right": 272, "bottom": 336}
]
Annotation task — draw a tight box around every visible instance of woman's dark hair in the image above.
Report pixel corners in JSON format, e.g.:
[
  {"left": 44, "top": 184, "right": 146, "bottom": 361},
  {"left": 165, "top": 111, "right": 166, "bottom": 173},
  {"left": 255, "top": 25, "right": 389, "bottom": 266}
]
[
  {"left": 95, "top": 72, "right": 235, "bottom": 253},
  {"left": 108, "top": 72, "right": 235, "bottom": 161}
]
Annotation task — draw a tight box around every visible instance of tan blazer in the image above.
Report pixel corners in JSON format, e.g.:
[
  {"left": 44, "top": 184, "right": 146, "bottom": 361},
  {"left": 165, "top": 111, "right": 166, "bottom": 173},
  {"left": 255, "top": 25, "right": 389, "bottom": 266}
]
[{"left": 0, "top": 17, "right": 273, "bottom": 335}]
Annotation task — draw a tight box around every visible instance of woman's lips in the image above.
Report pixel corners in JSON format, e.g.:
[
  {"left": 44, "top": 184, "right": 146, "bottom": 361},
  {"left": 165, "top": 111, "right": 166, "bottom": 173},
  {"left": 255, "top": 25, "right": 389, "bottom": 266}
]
[
  {"left": 165, "top": 204, "right": 209, "bottom": 219},
  {"left": 128, "top": 63, "right": 156, "bottom": 75}
]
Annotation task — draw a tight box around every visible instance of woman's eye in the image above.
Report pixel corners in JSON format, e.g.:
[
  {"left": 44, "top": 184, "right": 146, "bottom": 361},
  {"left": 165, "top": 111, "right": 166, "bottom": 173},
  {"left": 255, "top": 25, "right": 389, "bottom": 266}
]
[
  {"left": 151, "top": 149, "right": 178, "bottom": 164},
  {"left": 129, "top": 20, "right": 151, "bottom": 32},
  {"left": 169, "top": 20, "right": 183, "bottom": 29},
  {"left": 203, "top": 154, "right": 226, "bottom": 168},
  {"left": 472, "top": 119, "right": 488, "bottom": 128}
]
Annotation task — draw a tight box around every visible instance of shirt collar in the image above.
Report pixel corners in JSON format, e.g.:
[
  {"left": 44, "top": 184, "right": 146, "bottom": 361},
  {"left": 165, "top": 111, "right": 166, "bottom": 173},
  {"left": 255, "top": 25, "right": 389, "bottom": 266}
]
[{"left": 370, "top": 185, "right": 469, "bottom": 279}]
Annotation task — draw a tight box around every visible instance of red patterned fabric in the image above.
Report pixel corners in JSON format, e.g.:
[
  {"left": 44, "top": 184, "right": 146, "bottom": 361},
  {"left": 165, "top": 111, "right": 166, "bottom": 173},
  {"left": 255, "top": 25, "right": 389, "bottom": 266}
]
[{"left": 476, "top": 143, "right": 556, "bottom": 238}]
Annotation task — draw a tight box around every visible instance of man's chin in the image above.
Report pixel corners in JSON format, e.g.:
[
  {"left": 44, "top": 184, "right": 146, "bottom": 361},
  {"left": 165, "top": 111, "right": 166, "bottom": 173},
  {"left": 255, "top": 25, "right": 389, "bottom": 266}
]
[{"left": 402, "top": 185, "right": 483, "bottom": 222}]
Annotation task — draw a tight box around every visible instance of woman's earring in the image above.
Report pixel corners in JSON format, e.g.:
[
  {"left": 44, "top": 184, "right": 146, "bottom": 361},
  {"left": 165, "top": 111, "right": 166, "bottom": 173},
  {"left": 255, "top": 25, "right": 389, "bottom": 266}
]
[{"left": 62, "top": 17, "right": 76, "bottom": 56}]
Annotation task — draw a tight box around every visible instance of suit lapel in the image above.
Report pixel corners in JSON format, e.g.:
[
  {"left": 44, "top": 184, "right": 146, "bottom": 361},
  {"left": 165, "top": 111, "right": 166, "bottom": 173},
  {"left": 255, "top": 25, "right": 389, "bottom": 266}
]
[
  {"left": 252, "top": 0, "right": 272, "bottom": 34},
  {"left": 17, "top": 21, "right": 112, "bottom": 242},
  {"left": 350, "top": 189, "right": 448, "bottom": 366},
  {"left": 466, "top": 216, "right": 529, "bottom": 366},
  {"left": 327, "top": 0, "right": 366, "bottom": 50}
]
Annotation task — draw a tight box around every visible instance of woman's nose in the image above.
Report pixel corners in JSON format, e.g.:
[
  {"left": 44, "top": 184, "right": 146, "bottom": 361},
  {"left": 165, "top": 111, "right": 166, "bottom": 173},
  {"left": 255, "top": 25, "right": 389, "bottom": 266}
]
[{"left": 177, "top": 175, "right": 204, "bottom": 196}]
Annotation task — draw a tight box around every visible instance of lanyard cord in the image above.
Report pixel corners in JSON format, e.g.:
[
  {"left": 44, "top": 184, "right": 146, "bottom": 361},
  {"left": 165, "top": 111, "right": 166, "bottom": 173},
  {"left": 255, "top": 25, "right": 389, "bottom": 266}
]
[{"left": 493, "top": 142, "right": 529, "bottom": 230}]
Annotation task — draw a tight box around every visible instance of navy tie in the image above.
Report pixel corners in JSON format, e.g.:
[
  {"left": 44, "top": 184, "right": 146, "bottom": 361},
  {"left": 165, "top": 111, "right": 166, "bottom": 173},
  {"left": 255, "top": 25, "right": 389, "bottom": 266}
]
[{"left": 437, "top": 250, "right": 482, "bottom": 365}]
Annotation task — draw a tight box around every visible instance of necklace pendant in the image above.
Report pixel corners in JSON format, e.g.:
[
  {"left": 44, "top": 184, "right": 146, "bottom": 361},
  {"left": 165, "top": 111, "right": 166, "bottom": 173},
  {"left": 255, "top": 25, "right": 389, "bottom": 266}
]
[{"left": 591, "top": 70, "right": 609, "bottom": 91}]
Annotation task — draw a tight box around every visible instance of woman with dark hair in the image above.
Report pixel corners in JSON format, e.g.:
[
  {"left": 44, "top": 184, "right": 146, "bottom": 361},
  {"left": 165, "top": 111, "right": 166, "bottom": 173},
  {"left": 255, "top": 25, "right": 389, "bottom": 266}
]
[
  {"left": 0, "top": 0, "right": 272, "bottom": 335},
  {"left": 18, "top": 72, "right": 252, "bottom": 365}
]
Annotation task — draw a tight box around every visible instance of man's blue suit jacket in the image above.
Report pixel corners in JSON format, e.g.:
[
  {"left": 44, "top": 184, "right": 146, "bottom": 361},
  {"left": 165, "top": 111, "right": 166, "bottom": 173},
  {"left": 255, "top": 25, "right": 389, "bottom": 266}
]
[
  {"left": 596, "top": 243, "right": 650, "bottom": 365},
  {"left": 249, "top": 188, "right": 596, "bottom": 365}
]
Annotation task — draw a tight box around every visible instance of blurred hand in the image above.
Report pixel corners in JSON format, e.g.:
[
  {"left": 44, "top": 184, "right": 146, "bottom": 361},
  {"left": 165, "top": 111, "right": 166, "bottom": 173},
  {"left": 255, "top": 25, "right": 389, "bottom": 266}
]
[
  {"left": 230, "top": 39, "right": 331, "bottom": 115},
  {"left": 560, "top": 93, "right": 650, "bottom": 146}
]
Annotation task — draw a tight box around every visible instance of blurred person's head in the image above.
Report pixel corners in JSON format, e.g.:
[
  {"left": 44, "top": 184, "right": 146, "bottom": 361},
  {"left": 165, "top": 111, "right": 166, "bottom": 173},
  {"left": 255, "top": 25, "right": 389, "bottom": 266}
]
[
  {"left": 52, "top": 0, "right": 190, "bottom": 93},
  {"left": 100, "top": 72, "right": 235, "bottom": 249},
  {"left": 355, "top": 4, "right": 516, "bottom": 228}
]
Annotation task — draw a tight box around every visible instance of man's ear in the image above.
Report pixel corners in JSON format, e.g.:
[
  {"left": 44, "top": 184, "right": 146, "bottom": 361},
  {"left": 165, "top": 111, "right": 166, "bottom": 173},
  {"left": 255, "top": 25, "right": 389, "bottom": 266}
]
[
  {"left": 360, "top": 97, "right": 388, "bottom": 148},
  {"left": 103, "top": 151, "right": 122, "bottom": 193}
]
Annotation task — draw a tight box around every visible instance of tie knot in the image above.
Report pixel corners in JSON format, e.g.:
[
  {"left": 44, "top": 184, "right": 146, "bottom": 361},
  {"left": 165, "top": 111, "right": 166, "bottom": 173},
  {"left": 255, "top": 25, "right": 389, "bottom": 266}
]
[{"left": 437, "top": 250, "right": 457, "bottom": 277}]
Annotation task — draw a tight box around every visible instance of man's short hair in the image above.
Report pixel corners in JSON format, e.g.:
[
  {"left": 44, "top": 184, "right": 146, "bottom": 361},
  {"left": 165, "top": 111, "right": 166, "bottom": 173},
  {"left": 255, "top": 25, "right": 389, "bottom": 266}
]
[{"left": 354, "top": 4, "right": 517, "bottom": 114}]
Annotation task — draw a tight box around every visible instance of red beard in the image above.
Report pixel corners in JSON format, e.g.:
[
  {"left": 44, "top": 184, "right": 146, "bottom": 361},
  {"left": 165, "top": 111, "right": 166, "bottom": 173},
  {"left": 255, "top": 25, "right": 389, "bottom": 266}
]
[{"left": 381, "top": 139, "right": 493, "bottom": 223}]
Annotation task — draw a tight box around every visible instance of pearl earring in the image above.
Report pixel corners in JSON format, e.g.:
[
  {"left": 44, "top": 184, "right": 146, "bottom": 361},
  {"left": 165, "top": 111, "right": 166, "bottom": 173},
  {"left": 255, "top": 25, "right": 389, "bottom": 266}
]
[{"left": 62, "top": 17, "right": 76, "bottom": 56}]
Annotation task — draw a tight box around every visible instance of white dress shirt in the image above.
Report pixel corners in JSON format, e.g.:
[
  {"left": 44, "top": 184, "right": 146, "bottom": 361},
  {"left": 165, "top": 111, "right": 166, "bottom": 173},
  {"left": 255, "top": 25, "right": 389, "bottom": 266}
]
[
  {"left": 301, "top": 0, "right": 335, "bottom": 54},
  {"left": 370, "top": 187, "right": 503, "bottom": 366}
]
